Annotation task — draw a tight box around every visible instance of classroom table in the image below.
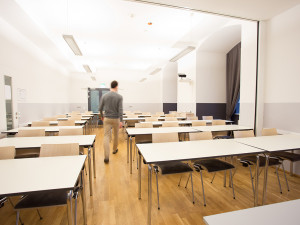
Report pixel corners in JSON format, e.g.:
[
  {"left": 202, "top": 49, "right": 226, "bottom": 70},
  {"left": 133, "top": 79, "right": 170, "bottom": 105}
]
[
  {"left": 2, "top": 126, "right": 85, "bottom": 135},
  {"left": 27, "top": 120, "right": 88, "bottom": 133},
  {"left": 137, "top": 139, "right": 265, "bottom": 225},
  {"left": 125, "top": 126, "right": 200, "bottom": 174},
  {"left": 193, "top": 125, "right": 252, "bottom": 132},
  {"left": 123, "top": 117, "right": 186, "bottom": 121},
  {"left": 0, "top": 135, "right": 96, "bottom": 196},
  {"left": 203, "top": 199, "right": 300, "bottom": 225},
  {"left": 140, "top": 120, "right": 234, "bottom": 126},
  {"left": 234, "top": 134, "right": 300, "bottom": 205},
  {"left": 0, "top": 155, "right": 87, "bottom": 225}
]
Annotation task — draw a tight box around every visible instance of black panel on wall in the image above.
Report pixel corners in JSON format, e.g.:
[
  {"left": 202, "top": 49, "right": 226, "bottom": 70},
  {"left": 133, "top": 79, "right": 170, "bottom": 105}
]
[
  {"left": 163, "top": 103, "right": 177, "bottom": 114},
  {"left": 196, "top": 103, "right": 226, "bottom": 120}
]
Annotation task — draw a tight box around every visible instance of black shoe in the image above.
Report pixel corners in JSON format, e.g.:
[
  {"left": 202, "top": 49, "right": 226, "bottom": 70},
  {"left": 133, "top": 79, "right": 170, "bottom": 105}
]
[
  {"left": 104, "top": 159, "right": 109, "bottom": 164},
  {"left": 113, "top": 149, "right": 118, "bottom": 154}
]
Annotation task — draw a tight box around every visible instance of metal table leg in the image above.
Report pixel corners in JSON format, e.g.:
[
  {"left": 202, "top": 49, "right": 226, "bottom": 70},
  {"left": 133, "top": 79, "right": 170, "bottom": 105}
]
[
  {"left": 92, "top": 143, "right": 96, "bottom": 178},
  {"left": 127, "top": 135, "right": 129, "bottom": 163},
  {"left": 262, "top": 154, "right": 269, "bottom": 205},
  {"left": 130, "top": 136, "right": 133, "bottom": 174},
  {"left": 138, "top": 153, "right": 142, "bottom": 199},
  {"left": 67, "top": 191, "right": 73, "bottom": 225},
  {"left": 148, "top": 164, "right": 152, "bottom": 225},
  {"left": 255, "top": 155, "right": 260, "bottom": 206},
  {"left": 88, "top": 147, "right": 93, "bottom": 196},
  {"left": 81, "top": 169, "right": 87, "bottom": 225}
]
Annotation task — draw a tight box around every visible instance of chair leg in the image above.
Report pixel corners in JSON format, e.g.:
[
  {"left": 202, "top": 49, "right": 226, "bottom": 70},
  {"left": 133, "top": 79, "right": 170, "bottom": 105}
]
[
  {"left": 155, "top": 171, "right": 160, "bottom": 210},
  {"left": 249, "top": 166, "right": 255, "bottom": 197},
  {"left": 275, "top": 166, "right": 282, "bottom": 194},
  {"left": 281, "top": 162, "right": 290, "bottom": 191},
  {"left": 36, "top": 209, "right": 43, "bottom": 220},
  {"left": 199, "top": 169, "right": 206, "bottom": 206},
  {"left": 230, "top": 169, "right": 235, "bottom": 199},
  {"left": 133, "top": 144, "right": 136, "bottom": 162},
  {"left": 211, "top": 173, "right": 216, "bottom": 183},
  {"left": 185, "top": 174, "right": 190, "bottom": 188},
  {"left": 74, "top": 194, "right": 78, "bottom": 225},
  {"left": 190, "top": 173, "right": 195, "bottom": 204},
  {"left": 223, "top": 171, "right": 226, "bottom": 187},
  {"left": 178, "top": 174, "right": 183, "bottom": 187},
  {"left": 16, "top": 210, "right": 20, "bottom": 225}
]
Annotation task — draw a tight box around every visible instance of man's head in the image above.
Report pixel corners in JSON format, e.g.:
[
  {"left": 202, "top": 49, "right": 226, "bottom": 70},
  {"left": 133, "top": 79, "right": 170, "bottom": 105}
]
[{"left": 110, "top": 80, "right": 118, "bottom": 92}]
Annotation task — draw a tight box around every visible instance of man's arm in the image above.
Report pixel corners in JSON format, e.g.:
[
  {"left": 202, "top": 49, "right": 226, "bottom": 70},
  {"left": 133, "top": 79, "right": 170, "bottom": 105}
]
[
  {"left": 99, "top": 97, "right": 104, "bottom": 119},
  {"left": 119, "top": 96, "right": 123, "bottom": 127}
]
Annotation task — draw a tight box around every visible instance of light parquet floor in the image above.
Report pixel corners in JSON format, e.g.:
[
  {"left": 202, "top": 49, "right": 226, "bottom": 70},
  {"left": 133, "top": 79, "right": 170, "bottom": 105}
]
[{"left": 1, "top": 127, "right": 300, "bottom": 225}]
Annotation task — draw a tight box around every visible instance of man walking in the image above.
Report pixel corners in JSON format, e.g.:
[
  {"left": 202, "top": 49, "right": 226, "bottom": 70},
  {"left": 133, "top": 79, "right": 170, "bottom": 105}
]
[{"left": 99, "top": 80, "right": 123, "bottom": 163}]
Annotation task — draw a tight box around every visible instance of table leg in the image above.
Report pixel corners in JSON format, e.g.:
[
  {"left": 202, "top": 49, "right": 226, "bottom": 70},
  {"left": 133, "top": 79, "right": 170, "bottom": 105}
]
[
  {"left": 127, "top": 135, "right": 129, "bottom": 163},
  {"left": 130, "top": 136, "right": 133, "bottom": 174},
  {"left": 148, "top": 164, "right": 152, "bottom": 225},
  {"left": 88, "top": 147, "right": 93, "bottom": 196},
  {"left": 262, "top": 154, "right": 269, "bottom": 205},
  {"left": 81, "top": 170, "right": 87, "bottom": 225},
  {"left": 290, "top": 150, "right": 294, "bottom": 176},
  {"left": 138, "top": 153, "right": 142, "bottom": 199},
  {"left": 93, "top": 143, "right": 96, "bottom": 178},
  {"left": 67, "top": 191, "right": 73, "bottom": 225},
  {"left": 255, "top": 155, "right": 260, "bottom": 206}
]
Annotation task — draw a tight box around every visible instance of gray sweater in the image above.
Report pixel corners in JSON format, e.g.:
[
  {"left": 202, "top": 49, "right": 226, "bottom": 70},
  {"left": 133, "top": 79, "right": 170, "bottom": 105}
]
[{"left": 99, "top": 91, "right": 123, "bottom": 122}]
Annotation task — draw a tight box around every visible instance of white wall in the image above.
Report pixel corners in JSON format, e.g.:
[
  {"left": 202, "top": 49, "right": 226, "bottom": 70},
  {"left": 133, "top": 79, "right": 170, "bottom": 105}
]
[
  {"left": 162, "top": 62, "right": 177, "bottom": 103},
  {"left": 196, "top": 51, "right": 226, "bottom": 103},
  {"left": 177, "top": 51, "right": 197, "bottom": 113},
  {"left": 239, "top": 21, "right": 258, "bottom": 127},
  {"left": 0, "top": 18, "right": 70, "bottom": 129}
]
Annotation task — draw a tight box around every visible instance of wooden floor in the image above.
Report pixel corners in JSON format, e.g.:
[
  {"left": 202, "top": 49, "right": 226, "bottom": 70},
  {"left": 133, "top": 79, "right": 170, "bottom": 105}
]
[{"left": 1, "top": 127, "right": 300, "bottom": 225}]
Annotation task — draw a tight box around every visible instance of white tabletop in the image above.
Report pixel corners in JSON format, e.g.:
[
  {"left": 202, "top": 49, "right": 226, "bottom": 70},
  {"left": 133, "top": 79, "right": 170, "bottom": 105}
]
[
  {"left": 193, "top": 125, "right": 252, "bottom": 132},
  {"left": 140, "top": 120, "right": 234, "bottom": 126},
  {"left": 204, "top": 199, "right": 300, "bottom": 225},
  {"left": 0, "top": 155, "right": 86, "bottom": 196},
  {"left": 0, "top": 135, "right": 96, "bottom": 148},
  {"left": 123, "top": 117, "right": 146, "bottom": 121},
  {"left": 27, "top": 120, "right": 86, "bottom": 126},
  {"left": 2, "top": 126, "right": 84, "bottom": 134},
  {"left": 126, "top": 127, "right": 199, "bottom": 136},
  {"left": 137, "top": 139, "right": 265, "bottom": 164},
  {"left": 235, "top": 134, "right": 300, "bottom": 152}
]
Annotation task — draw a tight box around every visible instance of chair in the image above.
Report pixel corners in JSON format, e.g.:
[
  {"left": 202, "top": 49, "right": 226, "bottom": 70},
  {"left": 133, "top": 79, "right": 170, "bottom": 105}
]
[
  {"left": 58, "top": 120, "right": 76, "bottom": 126},
  {"left": 31, "top": 121, "right": 50, "bottom": 127},
  {"left": 192, "top": 121, "right": 206, "bottom": 126},
  {"left": 135, "top": 123, "right": 153, "bottom": 128},
  {"left": 152, "top": 133, "right": 194, "bottom": 209},
  {"left": 59, "top": 128, "right": 83, "bottom": 136},
  {"left": 189, "top": 132, "right": 235, "bottom": 206},
  {"left": 164, "top": 117, "right": 177, "bottom": 121},
  {"left": 134, "top": 123, "right": 153, "bottom": 162},
  {"left": 262, "top": 128, "right": 300, "bottom": 178},
  {"left": 234, "top": 130, "right": 289, "bottom": 195},
  {"left": 165, "top": 114, "right": 176, "bottom": 117},
  {"left": 69, "top": 116, "right": 82, "bottom": 120},
  {"left": 85, "top": 111, "right": 93, "bottom": 114},
  {"left": 202, "top": 116, "right": 213, "bottom": 120},
  {"left": 187, "top": 116, "right": 198, "bottom": 120},
  {"left": 56, "top": 115, "right": 66, "bottom": 118},
  {"left": 162, "top": 122, "right": 179, "bottom": 127},
  {"left": 15, "top": 129, "right": 46, "bottom": 159},
  {"left": 142, "top": 112, "right": 150, "bottom": 115},
  {"left": 156, "top": 112, "right": 164, "bottom": 116},
  {"left": 145, "top": 117, "right": 158, "bottom": 122},
  {"left": 43, "top": 117, "right": 57, "bottom": 121},
  {"left": 14, "top": 143, "right": 84, "bottom": 225}
]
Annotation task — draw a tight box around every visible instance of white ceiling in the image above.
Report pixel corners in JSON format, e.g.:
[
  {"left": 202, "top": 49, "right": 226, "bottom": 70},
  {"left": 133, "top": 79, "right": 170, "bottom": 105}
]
[
  {"left": 0, "top": 0, "right": 259, "bottom": 81},
  {"left": 131, "top": 0, "right": 300, "bottom": 21}
]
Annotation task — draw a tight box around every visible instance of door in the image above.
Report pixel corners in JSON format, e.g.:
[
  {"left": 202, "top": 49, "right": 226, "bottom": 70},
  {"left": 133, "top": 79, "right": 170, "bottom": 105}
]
[
  {"left": 88, "top": 88, "right": 110, "bottom": 125},
  {"left": 4, "top": 75, "right": 13, "bottom": 130}
]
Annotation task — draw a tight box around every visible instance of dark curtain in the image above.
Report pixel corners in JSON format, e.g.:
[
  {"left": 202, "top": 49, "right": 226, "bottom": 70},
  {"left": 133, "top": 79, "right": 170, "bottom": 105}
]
[{"left": 226, "top": 42, "right": 241, "bottom": 120}]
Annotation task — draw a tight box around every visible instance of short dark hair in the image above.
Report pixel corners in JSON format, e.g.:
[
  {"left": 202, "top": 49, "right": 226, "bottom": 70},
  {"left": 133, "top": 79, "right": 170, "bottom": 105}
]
[{"left": 111, "top": 80, "right": 118, "bottom": 89}]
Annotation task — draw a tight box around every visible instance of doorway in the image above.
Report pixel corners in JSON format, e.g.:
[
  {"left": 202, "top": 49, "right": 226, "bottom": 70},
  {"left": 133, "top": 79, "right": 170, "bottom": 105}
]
[{"left": 4, "top": 75, "right": 13, "bottom": 130}]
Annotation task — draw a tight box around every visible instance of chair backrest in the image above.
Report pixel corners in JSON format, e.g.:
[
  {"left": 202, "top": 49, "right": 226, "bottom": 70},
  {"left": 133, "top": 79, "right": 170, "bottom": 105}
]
[
  {"left": 186, "top": 112, "right": 194, "bottom": 117},
  {"left": 169, "top": 111, "right": 177, "bottom": 114},
  {"left": 164, "top": 117, "right": 177, "bottom": 121},
  {"left": 189, "top": 131, "right": 213, "bottom": 141},
  {"left": 85, "top": 111, "right": 93, "bottom": 114},
  {"left": 56, "top": 115, "right": 66, "bottom": 118},
  {"left": 162, "top": 122, "right": 179, "bottom": 127},
  {"left": 212, "top": 120, "right": 226, "bottom": 125},
  {"left": 142, "top": 112, "right": 150, "bottom": 115},
  {"left": 0, "top": 146, "right": 15, "bottom": 159},
  {"left": 43, "top": 117, "right": 57, "bottom": 121},
  {"left": 187, "top": 116, "right": 198, "bottom": 120},
  {"left": 40, "top": 143, "right": 79, "bottom": 157},
  {"left": 152, "top": 133, "right": 179, "bottom": 143},
  {"left": 145, "top": 117, "right": 158, "bottom": 122},
  {"left": 127, "top": 115, "right": 139, "bottom": 118},
  {"left": 17, "top": 129, "right": 45, "bottom": 137},
  {"left": 135, "top": 123, "right": 153, "bottom": 128},
  {"left": 165, "top": 114, "right": 176, "bottom": 117},
  {"left": 156, "top": 112, "right": 164, "bottom": 116},
  {"left": 32, "top": 121, "right": 50, "bottom": 127},
  {"left": 234, "top": 130, "right": 255, "bottom": 138},
  {"left": 71, "top": 111, "right": 80, "bottom": 114},
  {"left": 69, "top": 116, "right": 82, "bottom": 121},
  {"left": 178, "top": 112, "right": 187, "bottom": 117},
  {"left": 59, "top": 128, "right": 83, "bottom": 136},
  {"left": 58, "top": 120, "right": 76, "bottom": 126},
  {"left": 262, "top": 128, "right": 278, "bottom": 136},
  {"left": 192, "top": 121, "right": 206, "bottom": 126},
  {"left": 202, "top": 116, "right": 213, "bottom": 120}
]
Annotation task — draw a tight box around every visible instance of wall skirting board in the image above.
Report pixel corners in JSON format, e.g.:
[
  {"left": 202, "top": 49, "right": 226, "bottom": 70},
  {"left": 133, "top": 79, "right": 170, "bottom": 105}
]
[
  {"left": 196, "top": 103, "right": 226, "bottom": 120},
  {"left": 163, "top": 103, "right": 177, "bottom": 114}
]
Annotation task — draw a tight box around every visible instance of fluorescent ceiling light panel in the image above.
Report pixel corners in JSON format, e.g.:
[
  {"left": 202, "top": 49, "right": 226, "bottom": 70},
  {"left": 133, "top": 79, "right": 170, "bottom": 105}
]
[
  {"left": 170, "top": 46, "right": 196, "bottom": 62},
  {"left": 139, "top": 78, "right": 147, "bottom": 82},
  {"left": 83, "top": 65, "right": 92, "bottom": 73},
  {"left": 63, "top": 35, "right": 83, "bottom": 56},
  {"left": 149, "top": 68, "right": 161, "bottom": 75}
]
